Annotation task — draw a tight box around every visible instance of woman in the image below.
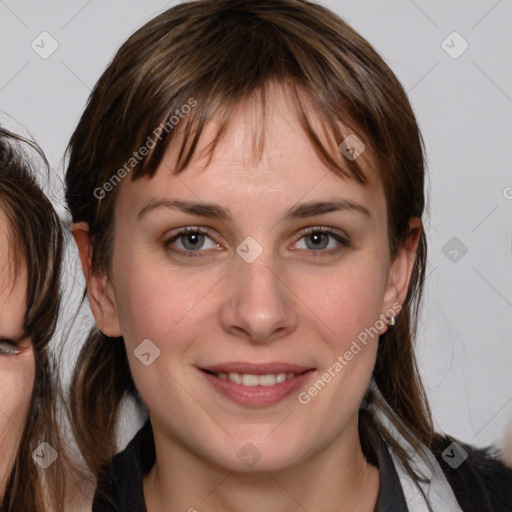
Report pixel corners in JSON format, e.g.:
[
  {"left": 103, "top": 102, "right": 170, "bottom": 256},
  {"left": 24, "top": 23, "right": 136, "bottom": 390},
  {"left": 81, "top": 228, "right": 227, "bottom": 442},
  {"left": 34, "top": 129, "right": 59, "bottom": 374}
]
[
  {"left": 0, "top": 126, "right": 64, "bottom": 511},
  {"left": 65, "top": 0, "right": 512, "bottom": 510}
]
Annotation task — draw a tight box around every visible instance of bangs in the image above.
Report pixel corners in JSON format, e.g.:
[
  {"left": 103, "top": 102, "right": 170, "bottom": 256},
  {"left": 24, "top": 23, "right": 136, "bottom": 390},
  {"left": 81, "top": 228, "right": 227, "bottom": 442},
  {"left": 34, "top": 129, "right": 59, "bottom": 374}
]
[
  {"left": 91, "top": 0, "right": 387, "bottom": 190},
  {"left": 131, "top": 78, "right": 371, "bottom": 184},
  {"left": 68, "top": 0, "right": 423, "bottom": 234}
]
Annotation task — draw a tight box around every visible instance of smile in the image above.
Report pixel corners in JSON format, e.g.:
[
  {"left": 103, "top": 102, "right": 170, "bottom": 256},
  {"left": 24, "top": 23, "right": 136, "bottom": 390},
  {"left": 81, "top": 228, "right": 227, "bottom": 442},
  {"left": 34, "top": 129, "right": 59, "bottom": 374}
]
[
  {"left": 205, "top": 370, "right": 297, "bottom": 386},
  {"left": 199, "top": 363, "right": 316, "bottom": 407}
]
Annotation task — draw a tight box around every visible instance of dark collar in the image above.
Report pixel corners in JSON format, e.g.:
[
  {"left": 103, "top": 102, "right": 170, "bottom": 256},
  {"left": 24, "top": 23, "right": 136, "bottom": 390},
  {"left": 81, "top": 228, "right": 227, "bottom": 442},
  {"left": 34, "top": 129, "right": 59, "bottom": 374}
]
[
  {"left": 93, "top": 414, "right": 408, "bottom": 512},
  {"left": 359, "top": 409, "right": 409, "bottom": 511}
]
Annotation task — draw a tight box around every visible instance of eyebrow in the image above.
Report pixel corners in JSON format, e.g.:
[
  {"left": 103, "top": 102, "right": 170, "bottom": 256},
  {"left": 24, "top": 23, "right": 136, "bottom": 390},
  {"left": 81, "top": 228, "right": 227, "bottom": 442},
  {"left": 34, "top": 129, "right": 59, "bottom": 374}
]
[
  {"left": 0, "top": 333, "right": 26, "bottom": 344},
  {"left": 137, "top": 198, "right": 372, "bottom": 222}
]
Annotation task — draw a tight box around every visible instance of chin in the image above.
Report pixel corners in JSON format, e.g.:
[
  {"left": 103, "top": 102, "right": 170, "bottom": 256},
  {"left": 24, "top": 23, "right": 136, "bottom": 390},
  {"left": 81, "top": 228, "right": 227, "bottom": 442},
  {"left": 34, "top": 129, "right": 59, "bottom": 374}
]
[{"left": 207, "top": 439, "right": 305, "bottom": 474}]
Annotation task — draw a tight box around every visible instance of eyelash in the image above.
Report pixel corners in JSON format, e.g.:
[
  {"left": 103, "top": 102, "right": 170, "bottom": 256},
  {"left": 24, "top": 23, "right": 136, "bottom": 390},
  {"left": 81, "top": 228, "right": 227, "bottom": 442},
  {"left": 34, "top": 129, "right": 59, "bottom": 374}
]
[
  {"left": 163, "top": 226, "right": 350, "bottom": 258},
  {"left": 0, "top": 340, "right": 21, "bottom": 356}
]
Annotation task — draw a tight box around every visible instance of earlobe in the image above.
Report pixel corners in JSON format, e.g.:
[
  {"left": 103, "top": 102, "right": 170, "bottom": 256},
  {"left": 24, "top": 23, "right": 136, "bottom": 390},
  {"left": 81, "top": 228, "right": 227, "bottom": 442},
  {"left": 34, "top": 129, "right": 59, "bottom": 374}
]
[
  {"left": 72, "top": 223, "right": 123, "bottom": 338},
  {"left": 380, "top": 217, "right": 422, "bottom": 330}
]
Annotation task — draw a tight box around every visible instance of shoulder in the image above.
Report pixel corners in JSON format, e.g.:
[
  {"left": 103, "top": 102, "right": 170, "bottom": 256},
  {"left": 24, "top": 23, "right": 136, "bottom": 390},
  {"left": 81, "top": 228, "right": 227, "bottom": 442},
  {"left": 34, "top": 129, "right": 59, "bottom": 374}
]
[
  {"left": 432, "top": 433, "right": 512, "bottom": 512},
  {"left": 92, "top": 420, "right": 155, "bottom": 512}
]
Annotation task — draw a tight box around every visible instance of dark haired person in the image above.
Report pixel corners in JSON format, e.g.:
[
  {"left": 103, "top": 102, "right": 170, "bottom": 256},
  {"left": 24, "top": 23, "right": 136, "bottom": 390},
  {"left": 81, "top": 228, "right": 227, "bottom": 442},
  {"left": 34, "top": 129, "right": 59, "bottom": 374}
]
[
  {"left": 65, "top": 1, "right": 512, "bottom": 510},
  {"left": 0, "top": 126, "right": 65, "bottom": 511}
]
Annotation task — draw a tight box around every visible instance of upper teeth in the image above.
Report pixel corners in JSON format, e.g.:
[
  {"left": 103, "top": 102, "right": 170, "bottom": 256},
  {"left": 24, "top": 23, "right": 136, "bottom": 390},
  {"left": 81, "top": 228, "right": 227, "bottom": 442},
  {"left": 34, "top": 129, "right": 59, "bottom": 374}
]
[{"left": 216, "top": 372, "right": 295, "bottom": 386}]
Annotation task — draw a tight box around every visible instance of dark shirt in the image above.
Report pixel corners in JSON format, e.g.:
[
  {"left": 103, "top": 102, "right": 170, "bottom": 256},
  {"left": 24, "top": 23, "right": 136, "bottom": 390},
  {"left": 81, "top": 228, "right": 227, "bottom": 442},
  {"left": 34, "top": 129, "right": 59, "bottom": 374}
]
[
  {"left": 93, "top": 414, "right": 409, "bottom": 512},
  {"left": 92, "top": 415, "right": 512, "bottom": 512}
]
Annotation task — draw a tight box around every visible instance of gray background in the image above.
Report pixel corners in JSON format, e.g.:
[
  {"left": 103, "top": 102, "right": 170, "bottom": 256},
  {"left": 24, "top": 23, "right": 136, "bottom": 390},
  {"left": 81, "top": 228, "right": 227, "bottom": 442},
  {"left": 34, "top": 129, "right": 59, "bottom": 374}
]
[{"left": 0, "top": 0, "right": 511, "bottom": 452}]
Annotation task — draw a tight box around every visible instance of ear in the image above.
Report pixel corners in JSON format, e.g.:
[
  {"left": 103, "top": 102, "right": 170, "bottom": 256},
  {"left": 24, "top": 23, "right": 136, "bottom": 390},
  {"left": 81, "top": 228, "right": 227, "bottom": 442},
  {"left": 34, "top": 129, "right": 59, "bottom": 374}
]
[
  {"left": 380, "top": 217, "right": 422, "bottom": 333},
  {"left": 72, "top": 222, "right": 122, "bottom": 337}
]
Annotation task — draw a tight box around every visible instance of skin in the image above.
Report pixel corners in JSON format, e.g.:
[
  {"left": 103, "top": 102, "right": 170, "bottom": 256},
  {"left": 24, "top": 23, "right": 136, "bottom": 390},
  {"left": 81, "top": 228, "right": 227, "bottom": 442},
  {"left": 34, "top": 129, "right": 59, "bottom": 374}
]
[
  {"left": 75, "top": 83, "right": 421, "bottom": 512},
  {"left": 0, "top": 211, "right": 35, "bottom": 499}
]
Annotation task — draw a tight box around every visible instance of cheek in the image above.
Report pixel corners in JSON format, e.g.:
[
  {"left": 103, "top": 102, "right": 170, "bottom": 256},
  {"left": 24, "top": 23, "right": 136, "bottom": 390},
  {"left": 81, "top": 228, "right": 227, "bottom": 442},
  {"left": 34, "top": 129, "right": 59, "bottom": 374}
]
[
  {"left": 0, "top": 355, "right": 35, "bottom": 430},
  {"left": 112, "top": 259, "right": 215, "bottom": 408},
  {"left": 0, "top": 352, "right": 35, "bottom": 420},
  {"left": 113, "top": 251, "right": 216, "bottom": 347},
  {"left": 303, "top": 258, "right": 388, "bottom": 341},
  {"left": 295, "top": 266, "right": 384, "bottom": 440},
  {"left": 0, "top": 353, "right": 35, "bottom": 483},
  {"left": 296, "top": 256, "right": 387, "bottom": 410}
]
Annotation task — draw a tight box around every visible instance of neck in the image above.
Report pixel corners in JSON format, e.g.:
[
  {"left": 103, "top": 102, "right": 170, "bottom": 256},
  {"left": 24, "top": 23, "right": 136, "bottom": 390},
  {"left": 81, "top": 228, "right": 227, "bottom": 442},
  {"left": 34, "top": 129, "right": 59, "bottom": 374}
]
[{"left": 143, "top": 415, "right": 380, "bottom": 512}]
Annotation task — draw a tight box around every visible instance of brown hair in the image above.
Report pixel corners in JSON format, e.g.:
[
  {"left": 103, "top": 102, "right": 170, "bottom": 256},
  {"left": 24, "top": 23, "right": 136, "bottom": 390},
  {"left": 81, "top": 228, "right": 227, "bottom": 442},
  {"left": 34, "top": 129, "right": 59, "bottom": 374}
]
[
  {"left": 0, "top": 127, "right": 65, "bottom": 511},
  {"left": 65, "top": 0, "right": 434, "bottom": 502}
]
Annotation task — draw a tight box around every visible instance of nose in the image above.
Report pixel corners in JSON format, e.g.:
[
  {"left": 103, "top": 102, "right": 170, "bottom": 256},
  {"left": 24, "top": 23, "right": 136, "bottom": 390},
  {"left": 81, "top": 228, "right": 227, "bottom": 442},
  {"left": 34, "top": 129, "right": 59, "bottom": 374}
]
[{"left": 219, "top": 250, "right": 298, "bottom": 345}]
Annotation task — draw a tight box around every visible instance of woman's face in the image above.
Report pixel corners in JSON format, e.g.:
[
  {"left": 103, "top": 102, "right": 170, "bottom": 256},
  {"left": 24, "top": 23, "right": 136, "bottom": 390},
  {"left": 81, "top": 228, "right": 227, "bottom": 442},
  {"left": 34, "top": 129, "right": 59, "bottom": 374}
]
[
  {"left": 0, "top": 211, "right": 35, "bottom": 493},
  {"left": 89, "top": 85, "right": 418, "bottom": 472}
]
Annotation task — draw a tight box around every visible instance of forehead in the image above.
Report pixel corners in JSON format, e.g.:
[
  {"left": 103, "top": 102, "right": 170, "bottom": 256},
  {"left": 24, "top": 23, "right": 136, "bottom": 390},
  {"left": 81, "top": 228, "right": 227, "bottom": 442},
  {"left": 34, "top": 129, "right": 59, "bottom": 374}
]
[
  {"left": 117, "top": 85, "right": 386, "bottom": 221},
  {"left": 0, "top": 210, "right": 26, "bottom": 301},
  {"left": 0, "top": 209, "right": 27, "bottom": 341}
]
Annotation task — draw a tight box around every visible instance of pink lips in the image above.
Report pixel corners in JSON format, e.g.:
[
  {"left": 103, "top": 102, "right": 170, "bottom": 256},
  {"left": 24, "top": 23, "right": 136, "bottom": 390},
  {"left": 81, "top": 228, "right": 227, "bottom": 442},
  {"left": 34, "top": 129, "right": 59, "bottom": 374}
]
[{"left": 198, "top": 361, "right": 316, "bottom": 407}]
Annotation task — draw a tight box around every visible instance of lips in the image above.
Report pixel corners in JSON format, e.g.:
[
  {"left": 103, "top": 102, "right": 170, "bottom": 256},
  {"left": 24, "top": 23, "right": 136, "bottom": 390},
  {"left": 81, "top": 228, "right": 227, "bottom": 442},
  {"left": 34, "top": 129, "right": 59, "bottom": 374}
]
[
  {"left": 200, "top": 362, "right": 313, "bottom": 386},
  {"left": 198, "top": 361, "right": 316, "bottom": 407}
]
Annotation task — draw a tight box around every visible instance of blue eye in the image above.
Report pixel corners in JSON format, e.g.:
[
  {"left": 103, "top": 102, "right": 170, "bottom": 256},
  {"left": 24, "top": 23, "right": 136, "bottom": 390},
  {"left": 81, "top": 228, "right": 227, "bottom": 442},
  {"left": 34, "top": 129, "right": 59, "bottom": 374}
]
[
  {"left": 293, "top": 227, "right": 350, "bottom": 255},
  {"left": 163, "top": 226, "right": 350, "bottom": 258},
  {"left": 0, "top": 340, "right": 21, "bottom": 356},
  {"left": 164, "top": 227, "right": 220, "bottom": 257}
]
